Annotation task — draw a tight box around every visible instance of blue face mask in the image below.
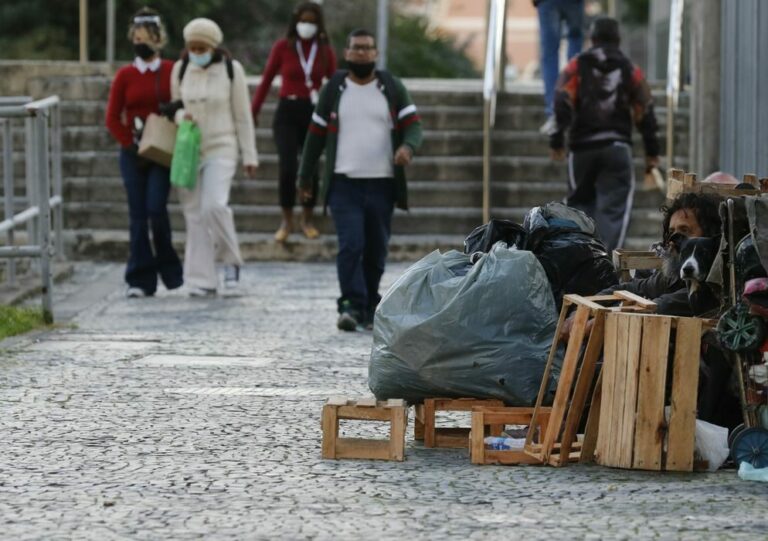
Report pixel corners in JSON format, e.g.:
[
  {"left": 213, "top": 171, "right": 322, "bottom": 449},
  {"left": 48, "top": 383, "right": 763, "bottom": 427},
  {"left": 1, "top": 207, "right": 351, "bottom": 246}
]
[{"left": 189, "top": 51, "right": 212, "bottom": 67}]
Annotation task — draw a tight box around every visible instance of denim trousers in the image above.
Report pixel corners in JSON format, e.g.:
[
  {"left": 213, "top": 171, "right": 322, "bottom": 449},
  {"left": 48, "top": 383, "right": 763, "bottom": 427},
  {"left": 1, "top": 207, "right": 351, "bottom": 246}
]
[
  {"left": 537, "top": 0, "right": 585, "bottom": 116},
  {"left": 328, "top": 176, "right": 395, "bottom": 315},
  {"left": 119, "top": 148, "right": 183, "bottom": 294}
]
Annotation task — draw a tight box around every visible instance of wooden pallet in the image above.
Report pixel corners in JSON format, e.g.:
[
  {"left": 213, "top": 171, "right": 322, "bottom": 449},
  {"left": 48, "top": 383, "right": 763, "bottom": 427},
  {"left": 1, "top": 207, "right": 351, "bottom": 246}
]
[
  {"left": 414, "top": 397, "right": 504, "bottom": 448},
  {"left": 666, "top": 168, "right": 768, "bottom": 200},
  {"left": 595, "top": 313, "right": 712, "bottom": 472},
  {"left": 524, "top": 292, "right": 657, "bottom": 467},
  {"left": 612, "top": 249, "right": 662, "bottom": 282},
  {"left": 470, "top": 406, "right": 552, "bottom": 465},
  {"left": 321, "top": 397, "right": 408, "bottom": 461}
]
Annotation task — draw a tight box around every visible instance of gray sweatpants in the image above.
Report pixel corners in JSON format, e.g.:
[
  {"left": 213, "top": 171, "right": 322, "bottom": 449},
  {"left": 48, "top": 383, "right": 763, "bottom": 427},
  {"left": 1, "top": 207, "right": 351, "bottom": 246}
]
[{"left": 566, "top": 142, "right": 634, "bottom": 252}]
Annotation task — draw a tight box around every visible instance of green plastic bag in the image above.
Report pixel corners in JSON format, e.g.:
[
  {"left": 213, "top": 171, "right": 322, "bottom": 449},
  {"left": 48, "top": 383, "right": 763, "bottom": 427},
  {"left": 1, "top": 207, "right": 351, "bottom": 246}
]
[{"left": 170, "top": 120, "right": 201, "bottom": 189}]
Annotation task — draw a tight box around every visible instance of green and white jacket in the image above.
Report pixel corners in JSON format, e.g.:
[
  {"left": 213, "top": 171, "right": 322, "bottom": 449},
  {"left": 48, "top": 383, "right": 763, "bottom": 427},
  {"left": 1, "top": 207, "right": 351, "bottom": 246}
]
[{"left": 297, "top": 70, "right": 423, "bottom": 210}]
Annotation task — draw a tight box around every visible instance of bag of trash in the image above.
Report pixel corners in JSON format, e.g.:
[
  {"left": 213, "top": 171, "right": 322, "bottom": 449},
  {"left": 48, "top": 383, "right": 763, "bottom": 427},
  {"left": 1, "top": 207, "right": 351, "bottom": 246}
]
[
  {"left": 523, "top": 203, "right": 618, "bottom": 308},
  {"left": 464, "top": 219, "right": 526, "bottom": 255},
  {"left": 368, "top": 243, "right": 558, "bottom": 405}
]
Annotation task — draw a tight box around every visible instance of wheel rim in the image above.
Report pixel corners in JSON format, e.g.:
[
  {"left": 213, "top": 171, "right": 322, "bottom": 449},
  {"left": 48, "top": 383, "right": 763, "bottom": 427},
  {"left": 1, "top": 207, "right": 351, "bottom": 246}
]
[
  {"left": 731, "top": 427, "right": 768, "bottom": 469},
  {"left": 728, "top": 423, "right": 747, "bottom": 448},
  {"left": 718, "top": 305, "right": 765, "bottom": 351}
]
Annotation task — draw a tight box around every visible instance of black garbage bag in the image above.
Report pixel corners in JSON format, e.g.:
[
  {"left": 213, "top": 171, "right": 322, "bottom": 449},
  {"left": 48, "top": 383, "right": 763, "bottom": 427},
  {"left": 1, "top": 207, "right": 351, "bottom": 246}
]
[
  {"left": 368, "top": 244, "right": 558, "bottom": 405},
  {"left": 464, "top": 219, "right": 526, "bottom": 255},
  {"left": 523, "top": 203, "right": 618, "bottom": 308}
]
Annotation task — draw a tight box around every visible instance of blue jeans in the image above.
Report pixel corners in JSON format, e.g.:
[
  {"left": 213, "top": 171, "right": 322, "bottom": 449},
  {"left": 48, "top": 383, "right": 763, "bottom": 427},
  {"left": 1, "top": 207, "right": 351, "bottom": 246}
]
[
  {"left": 328, "top": 176, "right": 395, "bottom": 316},
  {"left": 537, "top": 0, "right": 585, "bottom": 116},
  {"left": 119, "top": 149, "right": 183, "bottom": 294}
]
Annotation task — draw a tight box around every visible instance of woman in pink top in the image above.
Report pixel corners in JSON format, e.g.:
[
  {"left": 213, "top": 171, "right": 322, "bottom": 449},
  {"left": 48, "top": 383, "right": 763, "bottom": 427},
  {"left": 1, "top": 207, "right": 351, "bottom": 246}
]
[{"left": 251, "top": 2, "right": 336, "bottom": 242}]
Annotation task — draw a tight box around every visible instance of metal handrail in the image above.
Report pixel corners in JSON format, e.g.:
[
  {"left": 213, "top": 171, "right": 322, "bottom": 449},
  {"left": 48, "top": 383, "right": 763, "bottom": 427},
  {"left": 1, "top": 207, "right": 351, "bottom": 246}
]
[
  {"left": 0, "top": 95, "right": 64, "bottom": 323},
  {"left": 482, "top": 0, "right": 507, "bottom": 224},
  {"left": 666, "top": 0, "right": 685, "bottom": 173}
]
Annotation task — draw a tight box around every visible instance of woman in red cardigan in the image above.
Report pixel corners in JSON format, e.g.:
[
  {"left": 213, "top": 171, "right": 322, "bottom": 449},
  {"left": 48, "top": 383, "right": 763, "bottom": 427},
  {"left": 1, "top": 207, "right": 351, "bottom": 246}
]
[
  {"left": 105, "top": 8, "right": 183, "bottom": 298},
  {"left": 252, "top": 2, "right": 336, "bottom": 242}
]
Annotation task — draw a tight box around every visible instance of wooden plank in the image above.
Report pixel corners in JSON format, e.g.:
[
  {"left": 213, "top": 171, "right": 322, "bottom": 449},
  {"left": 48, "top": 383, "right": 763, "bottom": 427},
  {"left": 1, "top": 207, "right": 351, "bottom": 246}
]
[
  {"left": 606, "top": 313, "right": 630, "bottom": 468},
  {"left": 435, "top": 428, "right": 471, "bottom": 448},
  {"left": 385, "top": 398, "right": 407, "bottom": 408},
  {"left": 666, "top": 317, "right": 702, "bottom": 472},
  {"left": 389, "top": 406, "right": 407, "bottom": 461},
  {"left": 335, "top": 438, "right": 391, "bottom": 461},
  {"left": 743, "top": 173, "right": 758, "bottom": 187},
  {"left": 557, "top": 311, "right": 606, "bottom": 466},
  {"left": 683, "top": 172, "right": 697, "bottom": 187},
  {"left": 433, "top": 398, "right": 503, "bottom": 411},
  {"left": 484, "top": 449, "right": 542, "bottom": 465},
  {"left": 618, "top": 315, "right": 643, "bottom": 468},
  {"left": 596, "top": 313, "right": 618, "bottom": 466},
  {"left": 470, "top": 411, "right": 487, "bottom": 464},
  {"left": 613, "top": 290, "right": 658, "bottom": 311},
  {"left": 321, "top": 404, "right": 339, "bottom": 459},
  {"left": 356, "top": 397, "right": 378, "bottom": 407},
  {"left": 563, "top": 294, "right": 604, "bottom": 311},
  {"left": 632, "top": 316, "right": 672, "bottom": 471},
  {"left": 423, "top": 399, "right": 436, "bottom": 448},
  {"left": 337, "top": 406, "right": 392, "bottom": 422},
  {"left": 414, "top": 404, "right": 425, "bottom": 440},
  {"left": 580, "top": 372, "right": 602, "bottom": 463},
  {"left": 326, "top": 396, "right": 348, "bottom": 406},
  {"left": 525, "top": 298, "right": 571, "bottom": 453},
  {"left": 540, "top": 304, "right": 591, "bottom": 461}
]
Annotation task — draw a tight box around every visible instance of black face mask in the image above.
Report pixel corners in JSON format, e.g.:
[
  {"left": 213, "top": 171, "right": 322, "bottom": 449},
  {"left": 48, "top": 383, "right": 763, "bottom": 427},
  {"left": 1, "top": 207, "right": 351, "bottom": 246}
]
[
  {"left": 134, "top": 43, "right": 156, "bottom": 60},
  {"left": 347, "top": 61, "right": 376, "bottom": 79}
]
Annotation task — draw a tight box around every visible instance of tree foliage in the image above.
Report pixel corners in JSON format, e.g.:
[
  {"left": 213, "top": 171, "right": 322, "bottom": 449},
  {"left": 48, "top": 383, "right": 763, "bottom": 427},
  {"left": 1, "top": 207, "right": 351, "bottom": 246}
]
[{"left": 0, "top": 0, "right": 476, "bottom": 78}]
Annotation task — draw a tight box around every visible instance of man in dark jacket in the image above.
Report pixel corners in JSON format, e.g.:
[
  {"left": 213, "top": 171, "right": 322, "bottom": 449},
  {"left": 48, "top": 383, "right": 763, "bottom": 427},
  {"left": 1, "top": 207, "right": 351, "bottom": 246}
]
[
  {"left": 298, "top": 29, "right": 423, "bottom": 332},
  {"left": 550, "top": 17, "right": 660, "bottom": 252}
]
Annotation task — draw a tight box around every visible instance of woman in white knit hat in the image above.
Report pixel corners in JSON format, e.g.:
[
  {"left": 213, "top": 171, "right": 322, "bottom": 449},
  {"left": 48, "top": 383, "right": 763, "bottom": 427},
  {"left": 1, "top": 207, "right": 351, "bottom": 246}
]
[{"left": 171, "top": 17, "right": 258, "bottom": 296}]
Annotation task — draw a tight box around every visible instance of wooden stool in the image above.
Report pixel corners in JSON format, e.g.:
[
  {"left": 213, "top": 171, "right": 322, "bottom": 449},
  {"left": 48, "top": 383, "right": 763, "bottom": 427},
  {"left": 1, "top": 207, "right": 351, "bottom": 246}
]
[
  {"left": 414, "top": 398, "right": 504, "bottom": 448},
  {"left": 470, "top": 406, "right": 552, "bottom": 465},
  {"left": 321, "top": 397, "right": 408, "bottom": 461}
]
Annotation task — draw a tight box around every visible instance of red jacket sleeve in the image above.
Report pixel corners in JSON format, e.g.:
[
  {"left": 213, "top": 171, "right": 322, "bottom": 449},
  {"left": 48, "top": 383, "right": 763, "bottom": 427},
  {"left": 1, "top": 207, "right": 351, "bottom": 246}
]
[
  {"left": 105, "top": 68, "right": 133, "bottom": 148},
  {"left": 251, "top": 40, "right": 284, "bottom": 119}
]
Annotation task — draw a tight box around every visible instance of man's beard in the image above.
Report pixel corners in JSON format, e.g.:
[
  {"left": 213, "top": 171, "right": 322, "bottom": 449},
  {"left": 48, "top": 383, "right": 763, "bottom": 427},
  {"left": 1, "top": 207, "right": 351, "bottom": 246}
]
[{"left": 661, "top": 248, "right": 682, "bottom": 281}]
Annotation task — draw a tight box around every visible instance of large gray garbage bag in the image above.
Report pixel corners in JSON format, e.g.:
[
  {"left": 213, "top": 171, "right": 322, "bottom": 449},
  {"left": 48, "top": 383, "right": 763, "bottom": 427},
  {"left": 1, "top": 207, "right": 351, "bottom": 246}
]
[{"left": 368, "top": 244, "right": 558, "bottom": 405}]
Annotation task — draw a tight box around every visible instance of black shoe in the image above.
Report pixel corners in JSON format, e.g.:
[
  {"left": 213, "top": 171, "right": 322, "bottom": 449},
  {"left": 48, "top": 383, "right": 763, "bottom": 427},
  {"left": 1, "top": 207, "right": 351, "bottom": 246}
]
[{"left": 337, "top": 300, "right": 361, "bottom": 332}]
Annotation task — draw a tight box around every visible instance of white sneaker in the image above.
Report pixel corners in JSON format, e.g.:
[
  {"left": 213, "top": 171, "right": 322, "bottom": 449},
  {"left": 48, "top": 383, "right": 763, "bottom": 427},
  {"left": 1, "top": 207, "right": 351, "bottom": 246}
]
[
  {"left": 539, "top": 115, "right": 557, "bottom": 135},
  {"left": 188, "top": 286, "right": 216, "bottom": 297},
  {"left": 126, "top": 287, "right": 147, "bottom": 298}
]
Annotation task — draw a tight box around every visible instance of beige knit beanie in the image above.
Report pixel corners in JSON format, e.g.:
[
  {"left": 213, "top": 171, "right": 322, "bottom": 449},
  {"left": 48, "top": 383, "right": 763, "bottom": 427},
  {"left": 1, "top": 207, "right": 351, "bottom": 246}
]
[{"left": 183, "top": 18, "right": 223, "bottom": 48}]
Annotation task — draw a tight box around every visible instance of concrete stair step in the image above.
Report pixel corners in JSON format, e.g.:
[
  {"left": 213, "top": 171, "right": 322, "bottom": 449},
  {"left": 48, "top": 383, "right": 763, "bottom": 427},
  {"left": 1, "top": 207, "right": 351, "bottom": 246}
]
[
  {"left": 52, "top": 125, "right": 689, "bottom": 157},
  {"left": 42, "top": 151, "right": 686, "bottom": 183},
  {"left": 62, "top": 201, "right": 663, "bottom": 237},
  {"left": 62, "top": 176, "right": 666, "bottom": 209},
  {"left": 31, "top": 74, "right": 689, "bottom": 108},
  {"left": 63, "top": 228, "right": 660, "bottom": 262}
]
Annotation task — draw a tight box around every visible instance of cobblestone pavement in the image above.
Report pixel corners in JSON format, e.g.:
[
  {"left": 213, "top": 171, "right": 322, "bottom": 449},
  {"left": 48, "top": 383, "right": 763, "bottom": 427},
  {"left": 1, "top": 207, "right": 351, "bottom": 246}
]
[{"left": 1, "top": 262, "right": 767, "bottom": 540}]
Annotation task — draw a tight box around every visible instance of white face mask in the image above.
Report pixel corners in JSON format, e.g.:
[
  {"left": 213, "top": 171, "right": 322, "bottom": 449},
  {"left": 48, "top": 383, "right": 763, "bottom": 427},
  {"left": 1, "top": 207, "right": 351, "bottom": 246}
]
[{"left": 296, "top": 22, "right": 318, "bottom": 40}]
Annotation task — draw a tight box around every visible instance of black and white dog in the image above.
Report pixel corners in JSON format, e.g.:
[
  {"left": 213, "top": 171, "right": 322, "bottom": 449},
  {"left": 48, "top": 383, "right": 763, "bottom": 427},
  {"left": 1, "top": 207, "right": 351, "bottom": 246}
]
[{"left": 670, "top": 235, "right": 720, "bottom": 315}]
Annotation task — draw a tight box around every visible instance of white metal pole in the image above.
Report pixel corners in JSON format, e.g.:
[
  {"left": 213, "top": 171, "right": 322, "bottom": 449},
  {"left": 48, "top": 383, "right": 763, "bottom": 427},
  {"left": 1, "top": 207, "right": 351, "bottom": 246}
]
[
  {"left": 107, "top": 0, "right": 115, "bottom": 64},
  {"left": 79, "top": 0, "right": 88, "bottom": 63},
  {"left": 376, "top": 0, "right": 389, "bottom": 69}
]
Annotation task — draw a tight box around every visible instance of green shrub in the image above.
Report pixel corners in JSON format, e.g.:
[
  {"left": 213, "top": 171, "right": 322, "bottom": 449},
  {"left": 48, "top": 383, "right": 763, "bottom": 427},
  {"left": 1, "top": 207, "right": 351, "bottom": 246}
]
[{"left": 0, "top": 305, "right": 47, "bottom": 340}]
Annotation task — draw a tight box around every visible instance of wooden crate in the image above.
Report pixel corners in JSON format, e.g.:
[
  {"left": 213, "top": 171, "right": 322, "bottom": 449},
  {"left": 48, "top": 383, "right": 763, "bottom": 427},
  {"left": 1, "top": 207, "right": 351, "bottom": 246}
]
[
  {"left": 666, "top": 168, "right": 768, "bottom": 201},
  {"left": 414, "top": 397, "right": 504, "bottom": 448},
  {"left": 524, "top": 291, "right": 657, "bottom": 467},
  {"left": 321, "top": 397, "right": 408, "bottom": 461},
  {"left": 612, "top": 249, "right": 662, "bottom": 282},
  {"left": 595, "top": 312, "right": 709, "bottom": 472},
  {"left": 470, "top": 406, "right": 552, "bottom": 465}
]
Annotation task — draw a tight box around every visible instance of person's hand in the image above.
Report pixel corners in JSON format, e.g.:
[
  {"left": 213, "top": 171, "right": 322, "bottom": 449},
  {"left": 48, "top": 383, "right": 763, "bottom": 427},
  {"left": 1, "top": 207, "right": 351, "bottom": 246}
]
[
  {"left": 646, "top": 155, "right": 660, "bottom": 172},
  {"left": 244, "top": 164, "right": 258, "bottom": 178},
  {"left": 298, "top": 187, "right": 313, "bottom": 203},
  {"left": 183, "top": 112, "right": 195, "bottom": 123},
  {"left": 559, "top": 314, "right": 594, "bottom": 344},
  {"left": 550, "top": 148, "right": 566, "bottom": 162},
  {"left": 394, "top": 145, "right": 414, "bottom": 166}
]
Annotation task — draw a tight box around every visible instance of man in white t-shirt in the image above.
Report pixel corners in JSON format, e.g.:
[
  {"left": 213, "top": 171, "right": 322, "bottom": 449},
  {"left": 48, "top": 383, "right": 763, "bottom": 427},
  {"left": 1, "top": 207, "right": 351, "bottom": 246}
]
[{"left": 298, "top": 29, "right": 423, "bottom": 331}]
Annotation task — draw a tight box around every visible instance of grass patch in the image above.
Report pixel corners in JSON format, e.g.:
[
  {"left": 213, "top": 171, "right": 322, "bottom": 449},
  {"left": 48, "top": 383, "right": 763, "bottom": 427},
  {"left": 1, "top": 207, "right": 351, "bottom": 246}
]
[{"left": 0, "top": 305, "right": 48, "bottom": 340}]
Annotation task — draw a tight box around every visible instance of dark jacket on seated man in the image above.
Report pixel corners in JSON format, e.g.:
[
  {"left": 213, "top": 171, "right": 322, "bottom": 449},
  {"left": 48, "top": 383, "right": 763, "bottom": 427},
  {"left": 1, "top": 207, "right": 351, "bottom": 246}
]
[{"left": 598, "top": 272, "right": 692, "bottom": 316}]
